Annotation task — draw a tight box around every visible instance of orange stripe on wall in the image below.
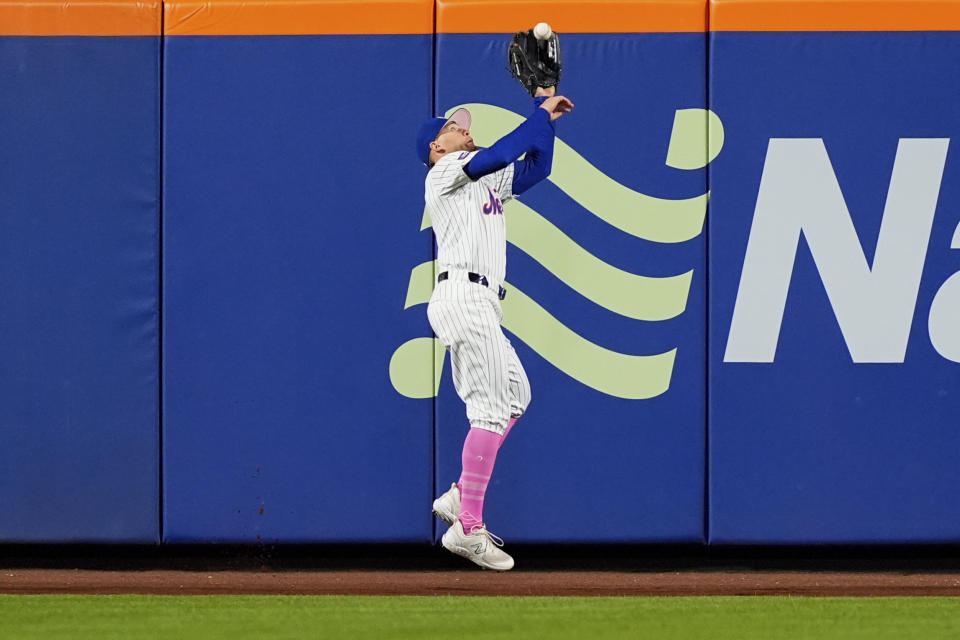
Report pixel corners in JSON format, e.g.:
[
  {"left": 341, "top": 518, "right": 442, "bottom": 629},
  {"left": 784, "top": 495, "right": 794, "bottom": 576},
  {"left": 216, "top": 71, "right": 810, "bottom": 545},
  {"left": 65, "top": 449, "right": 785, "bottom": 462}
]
[
  {"left": 0, "top": 0, "right": 160, "bottom": 36},
  {"left": 164, "top": 0, "right": 433, "bottom": 35},
  {"left": 437, "top": 0, "right": 707, "bottom": 34},
  {"left": 711, "top": 0, "right": 960, "bottom": 31}
]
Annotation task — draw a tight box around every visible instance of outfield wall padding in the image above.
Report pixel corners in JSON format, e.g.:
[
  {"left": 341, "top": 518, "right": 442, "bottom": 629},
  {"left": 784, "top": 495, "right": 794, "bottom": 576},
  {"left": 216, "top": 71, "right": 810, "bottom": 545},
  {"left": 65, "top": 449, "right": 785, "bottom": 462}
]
[
  {"left": 431, "top": 0, "right": 709, "bottom": 542},
  {"left": 5, "top": 0, "right": 960, "bottom": 546},
  {"left": 161, "top": 0, "right": 435, "bottom": 543},
  {"left": 708, "top": 0, "right": 960, "bottom": 543},
  {"left": 0, "top": 1, "right": 161, "bottom": 542}
]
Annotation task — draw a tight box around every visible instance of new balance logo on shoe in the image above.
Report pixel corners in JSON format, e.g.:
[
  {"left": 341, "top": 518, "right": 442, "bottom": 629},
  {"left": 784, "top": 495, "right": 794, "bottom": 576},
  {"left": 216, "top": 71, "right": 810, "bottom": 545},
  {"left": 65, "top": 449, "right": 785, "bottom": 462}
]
[{"left": 441, "top": 519, "right": 515, "bottom": 571}]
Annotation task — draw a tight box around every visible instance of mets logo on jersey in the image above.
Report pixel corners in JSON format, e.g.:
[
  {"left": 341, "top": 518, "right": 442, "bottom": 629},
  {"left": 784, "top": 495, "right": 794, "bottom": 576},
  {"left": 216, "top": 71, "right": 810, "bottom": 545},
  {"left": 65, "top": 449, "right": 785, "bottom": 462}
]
[
  {"left": 482, "top": 187, "right": 503, "bottom": 215},
  {"left": 390, "top": 103, "right": 724, "bottom": 401}
]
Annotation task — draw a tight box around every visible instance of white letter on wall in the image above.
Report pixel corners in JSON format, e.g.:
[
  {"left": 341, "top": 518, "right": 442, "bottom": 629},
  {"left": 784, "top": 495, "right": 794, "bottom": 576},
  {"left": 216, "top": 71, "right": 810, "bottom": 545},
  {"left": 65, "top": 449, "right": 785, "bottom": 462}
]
[
  {"left": 928, "top": 222, "right": 960, "bottom": 363},
  {"left": 725, "top": 138, "right": 948, "bottom": 363}
]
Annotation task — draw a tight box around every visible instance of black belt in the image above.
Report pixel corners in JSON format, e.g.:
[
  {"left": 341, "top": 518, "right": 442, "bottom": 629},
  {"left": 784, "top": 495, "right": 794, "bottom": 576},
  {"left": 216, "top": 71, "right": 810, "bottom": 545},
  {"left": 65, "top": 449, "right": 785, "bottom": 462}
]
[{"left": 437, "top": 271, "right": 507, "bottom": 300}]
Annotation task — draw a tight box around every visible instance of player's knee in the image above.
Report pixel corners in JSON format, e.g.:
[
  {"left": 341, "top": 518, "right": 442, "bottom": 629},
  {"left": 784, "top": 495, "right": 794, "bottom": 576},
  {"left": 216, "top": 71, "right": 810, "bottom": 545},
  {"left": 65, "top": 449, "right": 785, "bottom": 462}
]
[{"left": 513, "top": 380, "right": 531, "bottom": 416}]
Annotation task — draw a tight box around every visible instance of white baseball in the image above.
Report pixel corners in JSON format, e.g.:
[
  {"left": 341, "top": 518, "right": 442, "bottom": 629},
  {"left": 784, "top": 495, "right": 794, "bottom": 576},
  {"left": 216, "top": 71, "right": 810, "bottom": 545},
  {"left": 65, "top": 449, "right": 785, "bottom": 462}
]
[{"left": 533, "top": 22, "right": 552, "bottom": 40}]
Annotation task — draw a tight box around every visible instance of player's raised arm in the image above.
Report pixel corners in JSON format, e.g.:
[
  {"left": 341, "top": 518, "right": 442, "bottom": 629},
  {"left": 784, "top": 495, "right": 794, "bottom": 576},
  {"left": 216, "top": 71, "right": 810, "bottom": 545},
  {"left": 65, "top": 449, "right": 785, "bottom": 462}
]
[
  {"left": 510, "top": 93, "right": 574, "bottom": 194},
  {"left": 463, "top": 26, "right": 571, "bottom": 194},
  {"left": 462, "top": 94, "right": 572, "bottom": 182}
]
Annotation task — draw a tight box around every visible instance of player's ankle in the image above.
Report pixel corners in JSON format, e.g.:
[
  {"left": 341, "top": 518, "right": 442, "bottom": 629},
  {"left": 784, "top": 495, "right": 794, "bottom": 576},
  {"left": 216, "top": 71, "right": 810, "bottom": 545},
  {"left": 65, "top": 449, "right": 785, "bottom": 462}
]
[{"left": 459, "top": 515, "right": 482, "bottom": 534}]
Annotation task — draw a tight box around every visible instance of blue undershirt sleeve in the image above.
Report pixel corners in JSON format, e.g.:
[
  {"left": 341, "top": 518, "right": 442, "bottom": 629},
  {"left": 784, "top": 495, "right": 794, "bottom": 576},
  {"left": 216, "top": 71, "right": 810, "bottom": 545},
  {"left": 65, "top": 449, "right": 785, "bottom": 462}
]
[
  {"left": 510, "top": 97, "right": 557, "bottom": 195},
  {"left": 463, "top": 98, "right": 556, "bottom": 187}
]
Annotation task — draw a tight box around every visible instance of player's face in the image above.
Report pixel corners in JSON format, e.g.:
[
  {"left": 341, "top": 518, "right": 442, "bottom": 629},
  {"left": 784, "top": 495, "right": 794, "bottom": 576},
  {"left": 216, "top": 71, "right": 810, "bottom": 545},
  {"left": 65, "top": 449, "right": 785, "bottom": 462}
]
[{"left": 433, "top": 122, "right": 477, "bottom": 154}]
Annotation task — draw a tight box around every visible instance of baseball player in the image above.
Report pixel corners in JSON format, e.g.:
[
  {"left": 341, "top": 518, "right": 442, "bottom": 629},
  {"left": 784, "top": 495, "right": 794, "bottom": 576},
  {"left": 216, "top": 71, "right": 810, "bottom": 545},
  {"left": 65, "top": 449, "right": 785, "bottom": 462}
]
[{"left": 415, "top": 28, "right": 570, "bottom": 571}]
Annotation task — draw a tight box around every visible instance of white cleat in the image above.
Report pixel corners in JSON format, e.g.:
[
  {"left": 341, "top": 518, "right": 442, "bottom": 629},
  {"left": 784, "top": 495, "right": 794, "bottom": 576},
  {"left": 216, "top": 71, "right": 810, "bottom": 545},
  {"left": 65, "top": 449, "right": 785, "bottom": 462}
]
[
  {"left": 441, "top": 520, "right": 514, "bottom": 571},
  {"left": 432, "top": 482, "right": 460, "bottom": 525}
]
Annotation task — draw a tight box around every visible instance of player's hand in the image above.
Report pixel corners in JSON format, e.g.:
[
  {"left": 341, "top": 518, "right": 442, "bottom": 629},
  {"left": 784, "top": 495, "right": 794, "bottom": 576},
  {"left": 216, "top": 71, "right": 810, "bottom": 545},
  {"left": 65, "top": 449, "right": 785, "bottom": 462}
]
[
  {"left": 534, "top": 86, "right": 556, "bottom": 97},
  {"left": 539, "top": 95, "right": 574, "bottom": 121}
]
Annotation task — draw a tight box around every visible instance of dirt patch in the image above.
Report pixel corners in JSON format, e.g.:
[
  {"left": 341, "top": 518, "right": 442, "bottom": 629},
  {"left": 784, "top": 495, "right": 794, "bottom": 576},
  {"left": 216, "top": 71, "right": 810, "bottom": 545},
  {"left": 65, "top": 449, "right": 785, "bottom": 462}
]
[{"left": 3, "top": 569, "right": 960, "bottom": 597}]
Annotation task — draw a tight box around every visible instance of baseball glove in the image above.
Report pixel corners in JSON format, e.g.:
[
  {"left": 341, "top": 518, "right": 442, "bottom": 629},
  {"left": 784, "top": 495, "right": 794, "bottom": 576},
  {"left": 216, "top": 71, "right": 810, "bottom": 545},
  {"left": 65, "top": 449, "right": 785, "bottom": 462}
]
[{"left": 508, "top": 29, "right": 561, "bottom": 96}]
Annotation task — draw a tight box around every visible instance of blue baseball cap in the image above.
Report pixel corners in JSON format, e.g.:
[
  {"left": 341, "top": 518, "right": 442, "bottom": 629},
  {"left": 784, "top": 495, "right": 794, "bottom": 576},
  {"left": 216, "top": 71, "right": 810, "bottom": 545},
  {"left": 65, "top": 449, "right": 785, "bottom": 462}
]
[{"left": 416, "top": 108, "right": 471, "bottom": 166}]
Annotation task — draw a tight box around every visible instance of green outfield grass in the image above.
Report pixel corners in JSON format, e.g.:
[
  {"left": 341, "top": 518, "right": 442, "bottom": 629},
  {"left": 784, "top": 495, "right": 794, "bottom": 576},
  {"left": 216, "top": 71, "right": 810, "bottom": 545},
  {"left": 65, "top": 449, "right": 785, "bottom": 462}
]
[{"left": 2, "top": 594, "right": 959, "bottom": 639}]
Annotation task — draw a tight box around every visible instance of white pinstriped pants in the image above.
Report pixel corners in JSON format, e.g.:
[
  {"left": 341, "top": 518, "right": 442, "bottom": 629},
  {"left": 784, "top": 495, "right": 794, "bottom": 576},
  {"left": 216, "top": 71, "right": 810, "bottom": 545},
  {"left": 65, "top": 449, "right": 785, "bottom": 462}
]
[{"left": 427, "top": 276, "right": 531, "bottom": 435}]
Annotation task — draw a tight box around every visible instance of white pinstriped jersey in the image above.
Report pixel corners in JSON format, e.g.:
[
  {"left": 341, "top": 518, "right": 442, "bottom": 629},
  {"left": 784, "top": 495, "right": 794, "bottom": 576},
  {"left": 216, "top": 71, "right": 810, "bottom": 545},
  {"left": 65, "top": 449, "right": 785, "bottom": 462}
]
[
  {"left": 425, "top": 150, "right": 515, "bottom": 285},
  {"left": 424, "top": 149, "right": 530, "bottom": 434}
]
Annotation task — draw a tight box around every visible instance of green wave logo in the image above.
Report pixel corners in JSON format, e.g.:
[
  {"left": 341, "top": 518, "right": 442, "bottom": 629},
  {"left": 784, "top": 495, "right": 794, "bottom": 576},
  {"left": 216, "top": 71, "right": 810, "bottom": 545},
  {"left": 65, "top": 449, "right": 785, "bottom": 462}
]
[{"left": 389, "top": 104, "right": 724, "bottom": 400}]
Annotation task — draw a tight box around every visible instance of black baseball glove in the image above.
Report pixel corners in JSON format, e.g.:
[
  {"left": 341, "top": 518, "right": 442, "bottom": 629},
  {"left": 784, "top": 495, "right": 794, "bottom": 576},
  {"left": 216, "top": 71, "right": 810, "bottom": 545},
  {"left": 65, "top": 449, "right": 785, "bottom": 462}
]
[{"left": 508, "top": 29, "right": 561, "bottom": 96}]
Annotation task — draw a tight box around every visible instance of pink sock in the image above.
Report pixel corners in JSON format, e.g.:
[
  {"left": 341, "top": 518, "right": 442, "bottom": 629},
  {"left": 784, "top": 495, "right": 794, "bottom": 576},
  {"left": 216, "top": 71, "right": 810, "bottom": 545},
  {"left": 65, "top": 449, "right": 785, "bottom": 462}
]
[
  {"left": 501, "top": 417, "right": 518, "bottom": 443},
  {"left": 457, "top": 427, "right": 502, "bottom": 533}
]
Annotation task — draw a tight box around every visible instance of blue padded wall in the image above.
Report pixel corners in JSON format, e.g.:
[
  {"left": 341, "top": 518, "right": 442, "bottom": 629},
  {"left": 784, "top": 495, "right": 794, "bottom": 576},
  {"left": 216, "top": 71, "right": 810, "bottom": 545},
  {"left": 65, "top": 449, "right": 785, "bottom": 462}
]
[
  {"left": 0, "top": 36, "right": 160, "bottom": 542},
  {"left": 709, "top": 32, "right": 960, "bottom": 543},
  {"left": 163, "top": 35, "right": 434, "bottom": 542},
  {"left": 431, "top": 33, "right": 708, "bottom": 542}
]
